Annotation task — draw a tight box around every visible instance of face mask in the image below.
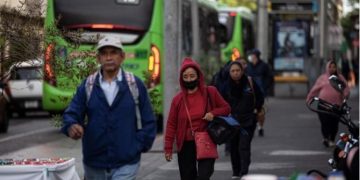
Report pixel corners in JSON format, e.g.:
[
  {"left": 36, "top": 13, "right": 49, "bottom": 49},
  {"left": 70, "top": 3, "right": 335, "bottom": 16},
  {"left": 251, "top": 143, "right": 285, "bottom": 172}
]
[
  {"left": 183, "top": 79, "right": 199, "bottom": 90},
  {"left": 247, "top": 55, "right": 253, "bottom": 63}
]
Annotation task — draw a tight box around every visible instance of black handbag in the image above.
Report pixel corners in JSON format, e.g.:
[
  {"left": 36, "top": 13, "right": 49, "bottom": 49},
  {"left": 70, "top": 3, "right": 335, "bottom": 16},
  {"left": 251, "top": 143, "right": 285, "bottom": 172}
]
[{"left": 207, "top": 115, "right": 240, "bottom": 145}]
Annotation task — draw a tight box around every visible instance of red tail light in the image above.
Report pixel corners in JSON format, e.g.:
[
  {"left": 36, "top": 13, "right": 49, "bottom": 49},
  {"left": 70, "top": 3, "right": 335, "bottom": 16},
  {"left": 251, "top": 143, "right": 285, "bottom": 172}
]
[
  {"left": 65, "top": 24, "right": 144, "bottom": 32},
  {"left": 229, "top": 12, "right": 237, "bottom": 17},
  {"left": 148, "top": 45, "right": 161, "bottom": 87},
  {"left": 44, "top": 44, "right": 57, "bottom": 86}
]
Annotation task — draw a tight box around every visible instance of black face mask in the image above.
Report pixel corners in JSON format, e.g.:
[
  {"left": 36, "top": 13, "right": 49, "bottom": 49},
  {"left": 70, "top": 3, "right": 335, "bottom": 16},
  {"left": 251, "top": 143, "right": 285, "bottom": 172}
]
[{"left": 183, "top": 79, "right": 199, "bottom": 90}]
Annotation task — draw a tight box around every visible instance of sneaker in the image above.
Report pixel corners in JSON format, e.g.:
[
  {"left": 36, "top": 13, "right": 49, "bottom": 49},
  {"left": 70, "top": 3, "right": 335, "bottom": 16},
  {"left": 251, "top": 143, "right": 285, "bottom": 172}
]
[
  {"left": 322, "top": 139, "right": 329, "bottom": 147},
  {"left": 258, "top": 129, "right": 264, "bottom": 137}
]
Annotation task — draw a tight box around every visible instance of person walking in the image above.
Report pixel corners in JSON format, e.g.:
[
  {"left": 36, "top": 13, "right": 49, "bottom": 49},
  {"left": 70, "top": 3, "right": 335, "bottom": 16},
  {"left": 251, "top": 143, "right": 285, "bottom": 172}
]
[
  {"left": 222, "top": 61, "right": 264, "bottom": 179},
  {"left": 164, "top": 57, "right": 231, "bottom": 180},
  {"left": 61, "top": 34, "right": 157, "bottom": 180},
  {"left": 246, "top": 48, "right": 272, "bottom": 137},
  {"left": 306, "top": 60, "right": 350, "bottom": 147}
]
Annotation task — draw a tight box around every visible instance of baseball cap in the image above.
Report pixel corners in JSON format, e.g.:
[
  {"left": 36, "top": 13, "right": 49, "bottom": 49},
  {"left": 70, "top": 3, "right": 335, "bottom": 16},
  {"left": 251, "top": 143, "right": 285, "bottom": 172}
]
[
  {"left": 249, "top": 48, "right": 261, "bottom": 57},
  {"left": 96, "top": 34, "right": 124, "bottom": 51}
]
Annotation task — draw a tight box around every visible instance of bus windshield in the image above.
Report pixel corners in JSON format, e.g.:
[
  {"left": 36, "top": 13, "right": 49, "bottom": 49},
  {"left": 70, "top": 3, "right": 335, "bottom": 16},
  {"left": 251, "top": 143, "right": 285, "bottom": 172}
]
[
  {"left": 218, "top": 12, "right": 235, "bottom": 44},
  {"left": 54, "top": 0, "right": 154, "bottom": 43}
]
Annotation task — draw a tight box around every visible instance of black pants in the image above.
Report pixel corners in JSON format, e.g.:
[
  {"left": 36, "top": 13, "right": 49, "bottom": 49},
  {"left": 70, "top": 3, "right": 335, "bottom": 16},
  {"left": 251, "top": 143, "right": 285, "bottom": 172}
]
[
  {"left": 230, "top": 120, "right": 256, "bottom": 177},
  {"left": 318, "top": 113, "right": 339, "bottom": 141},
  {"left": 177, "top": 141, "right": 215, "bottom": 180}
]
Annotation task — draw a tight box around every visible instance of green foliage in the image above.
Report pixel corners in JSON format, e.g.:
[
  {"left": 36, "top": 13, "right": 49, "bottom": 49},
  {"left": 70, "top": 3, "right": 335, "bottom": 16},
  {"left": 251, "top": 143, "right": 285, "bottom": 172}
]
[
  {"left": 0, "top": 4, "right": 44, "bottom": 73},
  {"left": 142, "top": 70, "right": 162, "bottom": 114},
  {"left": 340, "top": 8, "right": 359, "bottom": 46},
  {"left": 219, "top": 0, "right": 257, "bottom": 10},
  {"left": 50, "top": 114, "right": 63, "bottom": 128}
]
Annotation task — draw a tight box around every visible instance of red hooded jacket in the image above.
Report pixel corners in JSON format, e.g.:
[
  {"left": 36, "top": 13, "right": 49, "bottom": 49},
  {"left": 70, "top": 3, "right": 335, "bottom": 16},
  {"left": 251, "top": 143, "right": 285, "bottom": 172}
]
[{"left": 164, "top": 57, "right": 231, "bottom": 154}]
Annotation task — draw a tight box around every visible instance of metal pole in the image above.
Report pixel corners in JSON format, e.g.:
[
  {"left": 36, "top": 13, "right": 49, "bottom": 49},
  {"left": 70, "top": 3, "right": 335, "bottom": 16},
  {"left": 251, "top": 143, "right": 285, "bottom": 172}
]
[
  {"left": 163, "top": 0, "right": 181, "bottom": 128},
  {"left": 319, "top": 0, "right": 327, "bottom": 61},
  {"left": 256, "top": 0, "right": 268, "bottom": 62},
  {"left": 191, "top": 0, "right": 200, "bottom": 60}
]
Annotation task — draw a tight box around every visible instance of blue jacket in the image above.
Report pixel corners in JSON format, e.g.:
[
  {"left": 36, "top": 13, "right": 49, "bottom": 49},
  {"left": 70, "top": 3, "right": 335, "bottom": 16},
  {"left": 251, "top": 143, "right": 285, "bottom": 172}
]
[{"left": 61, "top": 70, "right": 156, "bottom": 169}]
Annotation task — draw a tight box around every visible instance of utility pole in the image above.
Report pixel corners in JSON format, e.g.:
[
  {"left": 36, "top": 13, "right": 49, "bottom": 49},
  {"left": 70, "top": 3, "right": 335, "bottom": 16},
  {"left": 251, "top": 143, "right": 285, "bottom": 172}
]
[
  {"left": 163, "top": 0, "right": 181, "bottom": 127},
  {"left": 319, "top": 0, "right": 327, "bottom": 63},
  {"left": 256, "top": 0, "right": 268, "bottom": 62},
  {"left": 191, "top": 0, "right": 200, "bottom": 60}
]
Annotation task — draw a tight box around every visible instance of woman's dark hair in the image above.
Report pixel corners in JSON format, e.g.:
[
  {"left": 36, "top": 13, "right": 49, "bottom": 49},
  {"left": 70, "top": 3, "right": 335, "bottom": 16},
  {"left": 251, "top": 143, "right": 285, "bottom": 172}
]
[
  {"left": 329, "top": 60, "right": 337, "bottom": 67},
  {"left": 229, "top": 61, "right": 244, "bottom": 71}
]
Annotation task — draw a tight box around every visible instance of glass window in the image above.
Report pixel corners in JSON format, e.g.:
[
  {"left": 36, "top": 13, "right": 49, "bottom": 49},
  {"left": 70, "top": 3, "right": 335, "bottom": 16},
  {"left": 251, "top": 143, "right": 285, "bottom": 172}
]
[
  {"left": 12, "top": 67, "right": 42, "bottom": 80},
  {"left": 218, "top": 12, "right": 235, "bottom": 43}
]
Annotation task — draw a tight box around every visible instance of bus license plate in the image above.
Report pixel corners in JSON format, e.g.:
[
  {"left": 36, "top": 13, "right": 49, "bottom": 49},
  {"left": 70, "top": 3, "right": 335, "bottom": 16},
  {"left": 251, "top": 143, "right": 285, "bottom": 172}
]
[{"left": 24, "top": 101, "right": 39, "bottom": 108}]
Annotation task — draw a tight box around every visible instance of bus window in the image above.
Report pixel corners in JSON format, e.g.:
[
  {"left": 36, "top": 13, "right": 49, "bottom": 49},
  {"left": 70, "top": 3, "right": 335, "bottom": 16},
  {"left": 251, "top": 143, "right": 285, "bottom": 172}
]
[
  {"left": 241, "top": 18, "right": 254, "bottom": 55},
  {"left": 54, "top": 0, "right": 154, "bottom": 44},
  {"left": 218, "top": 12, "right": 235, "bottom": 44}
]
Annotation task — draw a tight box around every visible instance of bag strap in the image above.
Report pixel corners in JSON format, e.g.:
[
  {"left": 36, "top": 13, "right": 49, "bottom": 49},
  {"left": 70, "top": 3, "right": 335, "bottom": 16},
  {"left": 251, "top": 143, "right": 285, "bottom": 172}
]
[
  {"left": 85, "top": 71, "right": 98, "bottom": 103},
  {"left": 183, "top": 98, "right": 195, "bottom": 136},
  {"left": 247, "top": 76, "right": 256, "bottom": 107},
  {"left": 125, "top": 71, "right": 142, "bottom": 130}
]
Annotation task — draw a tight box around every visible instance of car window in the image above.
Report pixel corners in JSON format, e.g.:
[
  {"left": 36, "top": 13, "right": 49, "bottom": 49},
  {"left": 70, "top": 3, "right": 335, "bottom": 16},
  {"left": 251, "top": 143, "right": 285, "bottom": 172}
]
[{"left": 11, "top": 67, "right": 42, "bottom": 80}]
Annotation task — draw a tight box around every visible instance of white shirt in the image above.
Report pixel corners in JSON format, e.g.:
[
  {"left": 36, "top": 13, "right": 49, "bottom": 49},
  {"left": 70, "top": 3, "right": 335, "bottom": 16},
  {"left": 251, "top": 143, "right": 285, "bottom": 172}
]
[{"left": 99, "top": 69, "right": 123, "bottom": 106}]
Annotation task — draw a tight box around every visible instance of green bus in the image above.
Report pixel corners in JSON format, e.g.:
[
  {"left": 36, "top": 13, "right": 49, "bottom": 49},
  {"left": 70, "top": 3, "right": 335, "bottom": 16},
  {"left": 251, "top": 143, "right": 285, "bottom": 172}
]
[
  {"left": 43, "top": 0, "right": 224, "bottom": 129},
  {"left": 218, "top": 7, "right": 255, "bottom": 62}
]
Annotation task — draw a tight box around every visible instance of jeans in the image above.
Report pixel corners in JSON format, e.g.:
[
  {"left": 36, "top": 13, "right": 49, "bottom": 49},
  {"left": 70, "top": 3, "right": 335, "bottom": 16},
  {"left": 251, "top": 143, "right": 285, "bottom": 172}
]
[{"left": 84, "top": 162, "right": 140, "bottom": 180}]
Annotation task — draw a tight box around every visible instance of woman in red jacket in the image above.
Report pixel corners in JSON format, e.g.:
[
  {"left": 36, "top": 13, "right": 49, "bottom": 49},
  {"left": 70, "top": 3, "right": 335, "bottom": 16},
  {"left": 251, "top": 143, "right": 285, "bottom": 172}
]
[{"left": 164, "top": 57, "right": 231, "bottom": 180}]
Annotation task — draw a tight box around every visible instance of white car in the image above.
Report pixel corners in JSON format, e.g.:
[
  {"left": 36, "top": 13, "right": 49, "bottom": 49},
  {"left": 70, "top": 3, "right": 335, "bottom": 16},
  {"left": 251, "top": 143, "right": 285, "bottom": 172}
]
[{"left": 7, "top": 59, "right": 43, "bottom": 117}]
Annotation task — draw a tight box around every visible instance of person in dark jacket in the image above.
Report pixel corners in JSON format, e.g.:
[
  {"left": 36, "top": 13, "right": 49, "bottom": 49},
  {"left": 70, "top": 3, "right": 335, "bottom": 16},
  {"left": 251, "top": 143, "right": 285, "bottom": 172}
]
[
  {"left": 246, "top": 48, "right": 272, "bottom": 137},
  {"left": 164, "top": 57, "right": 231, "bottom": 180},
  {"left": 223, "top": 61, "right": 264, "bottom": 179},
  {"left": 61, "top": 34, "right": 156, "bottom": 180}
]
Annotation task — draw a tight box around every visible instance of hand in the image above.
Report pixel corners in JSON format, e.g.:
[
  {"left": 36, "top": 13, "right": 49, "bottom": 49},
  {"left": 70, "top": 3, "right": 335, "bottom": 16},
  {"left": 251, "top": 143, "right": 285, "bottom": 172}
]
[
  {"left": 165, "top": 153, "right": 172, "bottom": 162},
  {"left": 68, "top": 124, "right": 84, "bottom": 140},
  {"left": 202, "top": 112, "right": 214, "bottom": 121}
]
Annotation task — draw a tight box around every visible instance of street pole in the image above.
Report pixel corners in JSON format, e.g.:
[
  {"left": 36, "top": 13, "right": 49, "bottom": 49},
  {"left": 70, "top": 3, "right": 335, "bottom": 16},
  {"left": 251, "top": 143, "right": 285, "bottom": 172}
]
[
  {"left": 191, "top": 0, "right": 200, "bottom": 60},
  {"left": 319, "top": 0, "right": 326, "bottom": 61},
  {"left": 163, "top": 0, "right": 181, "bottom": 128},
  {"left": 256, "top": 0, "right": 268, "bottom": 62}
]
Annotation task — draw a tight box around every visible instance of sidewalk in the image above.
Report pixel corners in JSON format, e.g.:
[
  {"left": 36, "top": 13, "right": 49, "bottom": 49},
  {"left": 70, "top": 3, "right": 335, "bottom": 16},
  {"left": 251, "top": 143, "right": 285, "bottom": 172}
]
[{"left": 140, "top": 93, "right": 359, "bottom": 179}]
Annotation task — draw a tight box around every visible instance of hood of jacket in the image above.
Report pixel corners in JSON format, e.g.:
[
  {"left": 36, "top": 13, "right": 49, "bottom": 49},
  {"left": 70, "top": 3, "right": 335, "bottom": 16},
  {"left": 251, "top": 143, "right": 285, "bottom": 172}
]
[
  {"left": 179, "top": 57, "right": 206, "bottom": 94},
  {"left": 325, "top": 60, "right": 338, "bottom": 76}
]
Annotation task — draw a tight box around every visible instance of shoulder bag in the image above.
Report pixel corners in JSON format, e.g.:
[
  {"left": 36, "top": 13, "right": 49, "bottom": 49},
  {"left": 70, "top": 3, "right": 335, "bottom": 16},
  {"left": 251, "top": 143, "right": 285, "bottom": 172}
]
[{"left": 184, "top": 97, "right": 218, "bottom": 160}]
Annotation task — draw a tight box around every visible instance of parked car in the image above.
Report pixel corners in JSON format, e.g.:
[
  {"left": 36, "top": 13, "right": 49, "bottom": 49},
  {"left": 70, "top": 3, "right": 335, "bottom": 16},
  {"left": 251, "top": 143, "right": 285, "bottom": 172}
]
[
  {"left": 7, "top": 59, "right": 43, "bottom": 117},
  {"left": 0, "top": 81, "right": 10, "bottom": 133}
]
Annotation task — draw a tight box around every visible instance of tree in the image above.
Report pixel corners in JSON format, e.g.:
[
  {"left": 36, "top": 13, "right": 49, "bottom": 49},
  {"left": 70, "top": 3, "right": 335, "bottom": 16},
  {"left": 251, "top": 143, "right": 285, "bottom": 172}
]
[
  {"left": 218, "top": 0, "right": 257, "bottom": 11},
  {"left": 0, "top": 1, "right": 44, "bottom": 79}
]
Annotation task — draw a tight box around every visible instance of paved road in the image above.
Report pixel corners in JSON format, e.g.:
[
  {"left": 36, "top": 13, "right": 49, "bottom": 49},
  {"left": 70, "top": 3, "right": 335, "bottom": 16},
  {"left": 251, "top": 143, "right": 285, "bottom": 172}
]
[{"left": 0, "top": 89, "right": 358, "bottom": 180}]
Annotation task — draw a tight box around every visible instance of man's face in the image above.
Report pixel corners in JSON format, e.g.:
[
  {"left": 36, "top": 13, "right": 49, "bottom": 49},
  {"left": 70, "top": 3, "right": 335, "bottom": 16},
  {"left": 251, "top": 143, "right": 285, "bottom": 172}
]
[{"left": 97, "top": 46, "right": 125, "bottom": 73}]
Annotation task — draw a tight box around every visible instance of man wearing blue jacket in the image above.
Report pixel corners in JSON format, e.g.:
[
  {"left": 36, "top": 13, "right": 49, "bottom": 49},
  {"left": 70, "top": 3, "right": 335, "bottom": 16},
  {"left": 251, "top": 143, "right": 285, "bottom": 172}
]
[{"left": 62, "top": 34, "right": 156, "bottom": 180}]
